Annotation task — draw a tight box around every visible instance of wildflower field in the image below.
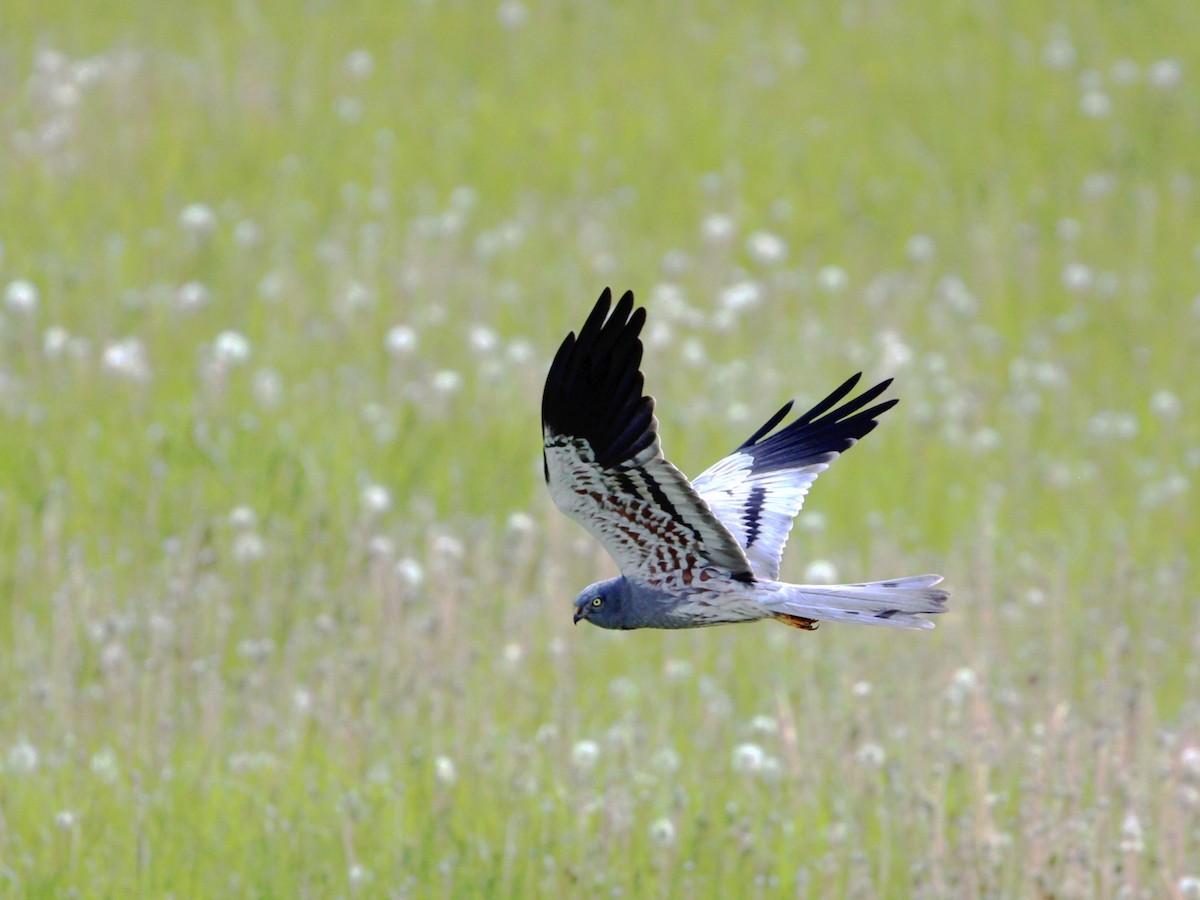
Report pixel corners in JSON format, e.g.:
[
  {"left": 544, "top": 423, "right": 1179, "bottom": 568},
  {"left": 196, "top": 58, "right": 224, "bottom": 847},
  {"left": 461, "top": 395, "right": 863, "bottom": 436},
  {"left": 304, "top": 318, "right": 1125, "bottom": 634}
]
[{"left": 2, "top": 1, "right": 1199, "bottom": 896}]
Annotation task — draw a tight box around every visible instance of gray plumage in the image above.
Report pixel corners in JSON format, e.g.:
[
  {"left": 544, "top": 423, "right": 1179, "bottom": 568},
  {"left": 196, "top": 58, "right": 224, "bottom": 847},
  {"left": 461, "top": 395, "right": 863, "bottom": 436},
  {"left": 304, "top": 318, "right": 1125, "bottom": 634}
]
[{"left": 543, "top": 288, "right": 948, "bottom": 633}]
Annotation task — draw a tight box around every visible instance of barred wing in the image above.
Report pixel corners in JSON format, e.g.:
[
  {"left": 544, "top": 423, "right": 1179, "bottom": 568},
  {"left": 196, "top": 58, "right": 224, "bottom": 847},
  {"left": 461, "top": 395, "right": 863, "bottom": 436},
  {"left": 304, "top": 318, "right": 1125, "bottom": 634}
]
[
  {"left": 543, "top": 289, "right": 755, "bottom": 587},
  {"left": 693, "top": 374, "right": 898, "bottom": 580}
]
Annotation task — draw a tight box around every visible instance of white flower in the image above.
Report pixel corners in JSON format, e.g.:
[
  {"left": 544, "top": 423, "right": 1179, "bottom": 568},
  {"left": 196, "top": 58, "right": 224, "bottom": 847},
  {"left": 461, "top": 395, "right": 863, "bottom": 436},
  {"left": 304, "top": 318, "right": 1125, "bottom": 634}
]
[
  {"left": 648, "top": 817, "right": 677, "bottom": 847},
  {"left": 681, "top": 338, "right": 706, "bottom": 367},
  {"left": 746, "top": 230, "right": 787, "bottom": 265},
  {"left": 748, "top": 715, "right": 779, "bottom": 735},
  {"left": 344, "top": 49, "right": 374, "bottom": 79},
  {"left": 394, "top": 558, "right": 424, "bottom": 588},
  {"left": 213, "top": 330, "right": 251, "bottom": 366},
  {"left": 43, "top": 326, "right": 70, "bottom": 357},
  {"left": 1080, "top": 91, "right": 1111, "bottom": 118},
  {"left": 651, "top": 747, "right": 680, "bottom": 774},
  {"left": 102, "top": 337, "right": 151, "bottom": 382},
  {"left": 55, "top": 810, "right": 77, "bottom": 830},
  {"left": 945, "top": 667, "right": 979, "bottom": 706},
  {"left": 855, "top": 743, "right": 886, "bottom": 767},
  {"left": 384, "top": 325, "right": 418, "bottom": 358},
  {"left": 502, "top": 643, "right": 524, "bottom": 666},
  {"left": 757, "top": 755, "right": 783, "bottom": 781},
  {"left": 332, "top": 95, "right": 360, "bottom": 121},
  {"left": 731, "top": 742, "right": 765, "bottom": 773},
  {"left": 237, "top": 638, "right": 274, "bottom": 662},
  {"left": 252, "top": 368, "right": 283, "bottom": 408},
  {"left": 468, "top": 325, "right": 498, "bottom": 353},
  {"left": 799, "top": 511, "right": 826, "bottom": 532},
  {"left": 971, "top": 427, "right": 1001, "bottom": 453},
  {"left": 720, "top": 280, "right": 762, "bottom": 312},
  {"left": 1088, "top": 411, "right": 1138, "bottom": 441},
  {"left": 449, "top": 185, "right": 477, "bottom": 210},
  {"left": 1082, "top": 172, "right": 1117, "bottom": 200},
  {"left": 497, "top": 0, "right": 528, "bottom": 28},
  {"left": 816, "top": 265, "right": 848, "bottom": 293},
  {"left": 4, "top": 279, "right": 39, "bottom": 314},
  {"left": 293, "top": 687, "right": 314, "bottom": 714},
  {"left": 1180, "top": 745, "right": 1200, "bottom": 776},
  {"left": 176, "top": 281, "right": 210, "bottom": 312},
  {"left": 701, "top": 213, "right": 735, "bottom": 245},
  {"left": 91, "top": 748, "right": 119, "bottom": 783},
  {"left": 8, "top": 740, "right": 39, "bottom": 773},
  {"left": 803, "top": 560, "right": 838, "bottom": 584},
  {"left": 431, "top": 534, "right": 464, "bottom": 562},
  {"left": 232, "top": 220, "right": 261, "bottom": 248},
  {"left": 661, "top": 249, "right": 691, "bottom": 276},
  {"left": 1061, "top": 263, "right": 1094, "bottom": 293},
  {"left": 1056, "top": 218, "right": 1081, "bottom": 241},
  {"left": 432, "top": 370, "right": 463, "bottom": 394},
  {"left": 506, "top": 512, "right": 534, "bottom": 535},
  {"left": 367, "top": 536, "right": 394, "bottom": 559},
  {"left": 1150, "top": 390, "right": 1182, "bottom": 421},
  {"left": 571, "top": 740, "right": 600, "bottom": 772},
  {"left": 434, "top": 755, "right": 457, "bottom": 786},
  {"left": 335, "top": 280, "right": 373, "bottom": 315},
  {"left": 506, "top": 338, "right": 533, "bottom": 364},
  {"left": 905, "top": 234, "right": 936, "bottom": 263},
  {"left": 954, "top": 667, "right": 978, "bottom": 690},
  {"left": 609, "top": 676, "right": 639, "bottom": 701},
  {"left": 259, "top": 271, "right": 285, "bottom": 302},
  {"left": 232, "top": 532, "right": 266, "bottom": 563},
  {"left": 1042, "top": 37, "right": 1076, "bottom": 70},
  {"left": 179, "top": 203, "right": 217, "bottom": 236},
  {"left": 663, "top": 659, "right": 693, "bottom": 682},
  {"left": 937, "top": 275, "right": 978, "bottom": 315},
  {"left": 1148, "top": 59, "right": 1182, "bottom": 91},
  {"left": 360, "top": 484, "right": 392, "bottom": 515},
  {"left": 1118, "top": 811, "right": 1144, "bottom": 853}
]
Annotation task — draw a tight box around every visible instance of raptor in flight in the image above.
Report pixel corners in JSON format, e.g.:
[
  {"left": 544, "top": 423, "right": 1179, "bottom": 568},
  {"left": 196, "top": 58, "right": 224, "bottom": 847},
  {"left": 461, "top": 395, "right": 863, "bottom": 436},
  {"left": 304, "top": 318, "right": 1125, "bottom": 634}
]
[{"left": 542, "top": 288, "right": 948, "bottom": 631}]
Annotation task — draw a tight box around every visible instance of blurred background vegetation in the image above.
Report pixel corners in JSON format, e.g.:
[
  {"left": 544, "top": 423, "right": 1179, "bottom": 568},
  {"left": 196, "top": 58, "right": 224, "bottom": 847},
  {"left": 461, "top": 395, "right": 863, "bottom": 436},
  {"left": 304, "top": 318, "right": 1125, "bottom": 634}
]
[{"left": 1, "top": 0, "right": 1198, "bottom": 896}]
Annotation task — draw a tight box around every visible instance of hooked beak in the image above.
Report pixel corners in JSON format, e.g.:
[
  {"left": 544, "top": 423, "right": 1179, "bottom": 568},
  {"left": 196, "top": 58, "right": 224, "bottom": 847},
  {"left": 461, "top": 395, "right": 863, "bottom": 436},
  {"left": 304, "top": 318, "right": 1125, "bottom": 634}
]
[{"left": 573, "top": 605, "right": 588, "bottom": 625}]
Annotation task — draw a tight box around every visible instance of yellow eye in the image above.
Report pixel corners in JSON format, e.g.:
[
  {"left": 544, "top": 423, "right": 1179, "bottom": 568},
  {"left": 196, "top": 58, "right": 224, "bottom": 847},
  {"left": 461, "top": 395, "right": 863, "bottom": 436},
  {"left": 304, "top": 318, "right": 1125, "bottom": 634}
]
[{"left": 591, "top": 597, "right": 603, "bottom": 607}]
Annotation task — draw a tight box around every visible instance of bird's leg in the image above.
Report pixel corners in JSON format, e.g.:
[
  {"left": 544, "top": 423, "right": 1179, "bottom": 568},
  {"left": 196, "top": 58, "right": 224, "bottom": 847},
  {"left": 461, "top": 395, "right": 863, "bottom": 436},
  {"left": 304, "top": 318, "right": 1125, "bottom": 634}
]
[{"left": 773, "top": 613, "right": 819, "bottom": 631}]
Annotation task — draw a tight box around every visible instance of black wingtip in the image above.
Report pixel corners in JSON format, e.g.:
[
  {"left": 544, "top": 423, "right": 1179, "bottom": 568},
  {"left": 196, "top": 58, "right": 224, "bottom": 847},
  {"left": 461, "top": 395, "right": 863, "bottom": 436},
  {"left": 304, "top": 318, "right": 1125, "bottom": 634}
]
[
  {"left": 542, "top": 290, "right": 657, "bottom": 470},
  {"left": 737, "top": 400, "right": 794, "bottom": 450},
  {"left": 736, "top": 375, "right": 899, "bottom": 472}
]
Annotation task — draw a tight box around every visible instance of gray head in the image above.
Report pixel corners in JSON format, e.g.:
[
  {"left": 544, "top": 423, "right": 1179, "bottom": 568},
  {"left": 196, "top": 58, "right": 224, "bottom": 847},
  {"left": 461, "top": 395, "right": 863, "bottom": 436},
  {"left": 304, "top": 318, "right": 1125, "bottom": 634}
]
[{"left": 572, "top": 576, "right": 634, "bottom": 629}]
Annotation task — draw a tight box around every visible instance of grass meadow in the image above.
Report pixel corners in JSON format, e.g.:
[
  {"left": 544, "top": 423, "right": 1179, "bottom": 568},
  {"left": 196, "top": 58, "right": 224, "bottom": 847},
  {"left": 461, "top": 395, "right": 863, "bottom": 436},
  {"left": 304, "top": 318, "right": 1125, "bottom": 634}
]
[{"left": 2, "top": 0, "right": 1199, "bottom": 896}]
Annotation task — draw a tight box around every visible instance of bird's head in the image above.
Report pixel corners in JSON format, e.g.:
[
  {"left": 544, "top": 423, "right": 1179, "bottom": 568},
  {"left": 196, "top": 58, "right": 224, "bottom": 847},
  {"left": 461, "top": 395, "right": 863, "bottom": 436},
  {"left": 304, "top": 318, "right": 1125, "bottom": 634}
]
[{"left": 572, "top": 576, "right": 631, "bottom": 629}]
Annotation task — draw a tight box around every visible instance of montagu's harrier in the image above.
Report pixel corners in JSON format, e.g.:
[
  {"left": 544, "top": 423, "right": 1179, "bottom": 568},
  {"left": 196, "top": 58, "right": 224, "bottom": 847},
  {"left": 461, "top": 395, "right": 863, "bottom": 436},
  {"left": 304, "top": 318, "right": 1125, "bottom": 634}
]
[{"left": 542, "top": 288, "right": 948, "bottom": 632}]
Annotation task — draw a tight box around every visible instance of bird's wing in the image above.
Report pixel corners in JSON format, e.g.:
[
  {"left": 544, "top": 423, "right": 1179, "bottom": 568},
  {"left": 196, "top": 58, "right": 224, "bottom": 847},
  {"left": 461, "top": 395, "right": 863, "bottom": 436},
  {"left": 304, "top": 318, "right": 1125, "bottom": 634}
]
[
  {"left": 692, "top": 374, "right": 897, "bottom": 580},
  {"left": 543, "top": 289, "right": 756, "bottom": 588}
]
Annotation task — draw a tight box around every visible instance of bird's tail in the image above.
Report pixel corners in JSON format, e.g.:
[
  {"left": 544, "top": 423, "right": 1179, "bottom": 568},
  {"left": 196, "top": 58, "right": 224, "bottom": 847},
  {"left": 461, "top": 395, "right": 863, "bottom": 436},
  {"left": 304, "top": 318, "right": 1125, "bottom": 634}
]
[{"left": 762, "top": 574, "right": 949, "bottom": 630}]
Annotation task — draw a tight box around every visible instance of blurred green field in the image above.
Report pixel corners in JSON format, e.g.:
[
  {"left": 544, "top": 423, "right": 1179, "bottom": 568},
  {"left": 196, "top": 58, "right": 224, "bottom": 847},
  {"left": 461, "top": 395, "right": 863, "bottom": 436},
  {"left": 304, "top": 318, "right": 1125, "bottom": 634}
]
[{"left": 2, "top": 0, "right": 1199, "bottom": 896}]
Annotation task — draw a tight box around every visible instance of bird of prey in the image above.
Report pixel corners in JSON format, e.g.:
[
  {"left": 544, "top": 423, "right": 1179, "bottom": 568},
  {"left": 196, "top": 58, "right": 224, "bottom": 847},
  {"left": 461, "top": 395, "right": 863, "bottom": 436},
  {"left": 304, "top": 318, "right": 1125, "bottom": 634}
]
[{"left": 542, "top": 288, "right": 948, "bottom": 632}]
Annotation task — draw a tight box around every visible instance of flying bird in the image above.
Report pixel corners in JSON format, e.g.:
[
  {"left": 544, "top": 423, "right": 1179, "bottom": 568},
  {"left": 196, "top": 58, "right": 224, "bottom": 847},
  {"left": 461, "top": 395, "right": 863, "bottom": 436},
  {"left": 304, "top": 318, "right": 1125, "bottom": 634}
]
[{"left": 542, "top": 288, "right": 948, "bottom": 632}]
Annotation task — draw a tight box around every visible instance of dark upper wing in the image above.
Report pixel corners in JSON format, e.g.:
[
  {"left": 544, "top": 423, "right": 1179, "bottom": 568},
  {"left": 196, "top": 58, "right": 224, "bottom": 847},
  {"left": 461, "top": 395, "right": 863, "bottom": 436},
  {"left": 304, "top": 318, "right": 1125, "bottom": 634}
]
[
  {"left": 542, "top": 288, "right": 755, "bottom": 586},
  {"left": 692, "top": 374, "right": 897, "bottom": 580}
]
